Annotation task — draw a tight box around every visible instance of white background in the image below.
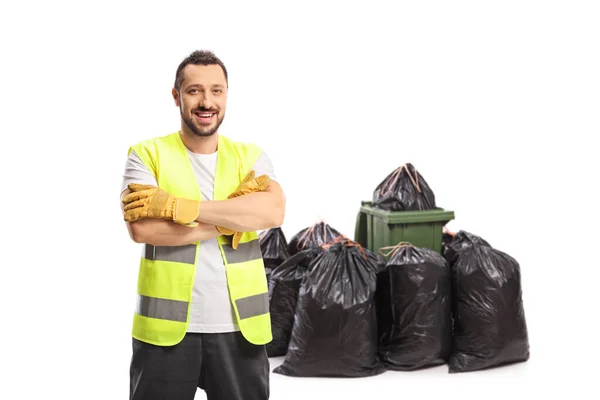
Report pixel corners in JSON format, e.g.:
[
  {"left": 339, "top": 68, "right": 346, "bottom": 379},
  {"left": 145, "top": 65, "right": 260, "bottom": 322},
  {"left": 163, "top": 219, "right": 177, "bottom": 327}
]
[{"left": 1, "top": 1, "right": 599, "bottom": 399}]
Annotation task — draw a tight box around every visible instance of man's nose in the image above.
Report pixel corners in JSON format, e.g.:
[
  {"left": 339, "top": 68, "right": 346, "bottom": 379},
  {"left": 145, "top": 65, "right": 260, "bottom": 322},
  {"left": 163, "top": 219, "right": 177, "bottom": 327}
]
[{"left": 198, "top": 93, "right": 214, "bottom": 109}]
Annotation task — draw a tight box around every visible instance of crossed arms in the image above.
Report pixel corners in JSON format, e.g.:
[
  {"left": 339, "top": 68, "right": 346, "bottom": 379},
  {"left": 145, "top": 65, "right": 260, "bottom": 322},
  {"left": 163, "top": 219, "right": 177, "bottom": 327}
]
[{"left": 120, "top": 180, "right": 286, "bottom": 247}]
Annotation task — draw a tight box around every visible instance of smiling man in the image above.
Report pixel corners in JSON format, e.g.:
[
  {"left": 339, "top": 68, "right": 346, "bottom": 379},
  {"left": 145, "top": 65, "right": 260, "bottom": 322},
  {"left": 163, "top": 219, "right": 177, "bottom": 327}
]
[
  {"left": 176, "top": 61, "right": 226, "bottom": 137},
  {"left": 120, "top": 50, "right": 285, "bottom": 400}
]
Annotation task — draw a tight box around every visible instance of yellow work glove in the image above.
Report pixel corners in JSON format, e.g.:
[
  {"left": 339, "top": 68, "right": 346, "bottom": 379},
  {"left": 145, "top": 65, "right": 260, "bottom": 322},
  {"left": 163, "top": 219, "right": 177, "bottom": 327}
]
[
  {"left": 122, "top": 183, "right": 200, "bottom": 227},
  {"left": 227, "top": 231, "right": 244, "bottom": 250},
  {"left": 216, "top": 170, "right": 271, "bottom": 249},
  {"left": 228, "top": 170, "right": 271, "bottom": 198}
]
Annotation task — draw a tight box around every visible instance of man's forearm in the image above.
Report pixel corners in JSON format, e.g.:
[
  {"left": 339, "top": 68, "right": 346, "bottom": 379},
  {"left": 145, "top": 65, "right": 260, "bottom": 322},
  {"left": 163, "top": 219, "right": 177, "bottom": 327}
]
[
  {"left": 127, "top": 219, "right": 221, "bottom": 246},
  {"left": 195, "top": 191, "right": 285, "bottom": 232}
]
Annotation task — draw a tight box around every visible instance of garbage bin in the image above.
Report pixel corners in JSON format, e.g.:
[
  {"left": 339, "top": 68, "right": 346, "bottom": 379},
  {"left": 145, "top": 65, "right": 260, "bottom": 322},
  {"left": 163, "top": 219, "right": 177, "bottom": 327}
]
[{"left": 354, "top": 201, "right": 455, "bottom": 257}]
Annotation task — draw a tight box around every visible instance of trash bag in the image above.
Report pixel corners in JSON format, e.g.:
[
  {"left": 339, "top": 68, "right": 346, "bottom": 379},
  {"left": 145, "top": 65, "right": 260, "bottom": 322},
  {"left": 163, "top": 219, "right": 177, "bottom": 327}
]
[
  {"left": 259, "top": 227, "right": 290, "bottom": 280},
  {"left": 440, "top": 231, "right": 456, "bottom": 260},
  {"left": 372, "top": 163, "right": 436, "bottom": 211},
  {"left": 287, "top": 221, "right": 342, "bottom": 256},
  {"left": 442, "top": 230, "right": 491, "bottom": 267},
  {"left": 376, "top": 243, "right": 452, "bottom": 370},
  {"left": 265, "top": 248, "right": 317, "bottom": 357},
  {"left": 446, "top": 231, "right": 530, "bottom": 373},
  {"left": 273, "top": 237, "right": 387, "bottom": 377}
]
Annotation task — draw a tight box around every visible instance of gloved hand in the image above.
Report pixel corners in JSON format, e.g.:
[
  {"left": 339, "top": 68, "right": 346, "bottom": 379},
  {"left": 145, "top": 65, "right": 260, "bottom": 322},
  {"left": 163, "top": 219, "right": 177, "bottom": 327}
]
[
  {"left": 122, "top": 183, "right": 200, "bottom": 227},
  {"left": 228, "top": 170, "right": 271, "bottom": 198},
  {"left": 216, "top": 170, "right": 271, "bottom": 249}
]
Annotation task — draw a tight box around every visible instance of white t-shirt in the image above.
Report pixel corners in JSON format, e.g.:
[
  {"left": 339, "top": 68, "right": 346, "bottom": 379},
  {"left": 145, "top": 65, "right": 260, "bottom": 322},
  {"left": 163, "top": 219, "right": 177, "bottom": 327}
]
[{"left": 121, "top": 147, "right": 276, "bottom": 333}]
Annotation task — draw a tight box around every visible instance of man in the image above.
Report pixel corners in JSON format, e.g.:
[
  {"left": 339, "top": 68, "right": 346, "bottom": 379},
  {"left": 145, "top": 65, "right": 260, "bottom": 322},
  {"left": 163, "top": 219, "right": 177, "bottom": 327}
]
[{"left": 120, "top": 50, "right": 285, "bottom": 400}]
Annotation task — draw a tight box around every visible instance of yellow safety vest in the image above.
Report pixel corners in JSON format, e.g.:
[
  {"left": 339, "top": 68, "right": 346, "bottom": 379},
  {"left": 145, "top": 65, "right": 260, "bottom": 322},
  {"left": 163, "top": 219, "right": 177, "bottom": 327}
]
[{"left": 128, "top": 131, "right": 272, "bottom": 347}]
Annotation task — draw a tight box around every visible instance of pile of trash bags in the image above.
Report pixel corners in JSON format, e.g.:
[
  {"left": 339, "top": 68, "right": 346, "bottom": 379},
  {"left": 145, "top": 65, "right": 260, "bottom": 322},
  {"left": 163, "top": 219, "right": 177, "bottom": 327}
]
[{"left": 258, "top": 163, "right": 530, "bottom": 376}]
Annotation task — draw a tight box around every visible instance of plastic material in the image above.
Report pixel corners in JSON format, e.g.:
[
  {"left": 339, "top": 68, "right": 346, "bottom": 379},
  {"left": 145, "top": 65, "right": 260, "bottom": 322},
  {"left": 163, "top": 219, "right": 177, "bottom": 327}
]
[
  {"left": 265, "top": 249, "right": 315, "bottom": 357},
  {"left": 287, "top": 221, "right": 342, "bottom": 256},
  {"left": 442, "top": 230, "right": 490, "bottom": 266},
  {"left": 355, "top": 201, "right": 454, "bottom": 255},
  {"left": 444, "top": 231, "right": 530, "bottom": 373},
  {"left": 258, "top": 227, "right": 290, "bottom": 280},
  {"left": 372, "top": 163, "right": 436, "bottom": 211},
  {"left": 273, "top": 238, "right": 387, "bottom": 377},
  {"left": 376, "top": 244, "right": 452, "bottom": 370},
  {"left": 441, "top": 232, "right": 456, "bottom": 261}
]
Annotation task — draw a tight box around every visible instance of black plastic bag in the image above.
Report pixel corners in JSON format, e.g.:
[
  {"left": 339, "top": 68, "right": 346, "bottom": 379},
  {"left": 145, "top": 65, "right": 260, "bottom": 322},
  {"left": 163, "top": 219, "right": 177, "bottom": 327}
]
[
  {"left": 442, "top": 230, "right": 491, "bottom": 267},
  {"left": 259, "top": 227, "right": 290, "bottom": 280},
  {"left": 376, "top": 243, "right": 452, "bottom": 370},
  {"left": 287, "top": 221, "right": 342, "bottom": 256},
  {"left": 265, "top": 248, "right": 317, "bottom": 357},
  {"left": 273, "top": 238, "right": 387, "bottom": 377},
  {"left": 446, "top": 231, "right": 530, "bottom": 373},
  {"left": 441, "top": 231, "right": 456, "bottom": 260},
  {"left": 372, "top": 163, "right": 436, "bottom": 211}
]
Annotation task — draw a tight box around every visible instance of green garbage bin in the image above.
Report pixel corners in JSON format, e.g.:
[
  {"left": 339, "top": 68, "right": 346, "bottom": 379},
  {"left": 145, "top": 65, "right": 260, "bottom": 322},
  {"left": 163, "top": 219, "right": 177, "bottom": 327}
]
[{"left": 354, "top": 201, "right": 455, "bottom": 257}]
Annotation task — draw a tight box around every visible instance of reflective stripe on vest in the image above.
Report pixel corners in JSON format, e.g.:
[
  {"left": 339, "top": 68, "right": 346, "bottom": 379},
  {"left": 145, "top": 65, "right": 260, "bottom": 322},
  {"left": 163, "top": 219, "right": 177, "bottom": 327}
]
[
  {"left": 144, "top": 244, "right": 197, "bottom": 264},
  {"left": 222, "top": 239, "right": 269, "bottom": 320},
  {"left": 235, "top": 292, "right": 269, "bottom": 320},
  {"left": 221, "top": 240, "right": 262, "bottom": 264},
  {"left": 136, "top": 294, "right": 188, "bottom": 322},
  {"left": 143, "top": 240, "right": 262, "bottom": 265},
  {"left": 140, "top": 239, "right": 268, "bottom": 321}
]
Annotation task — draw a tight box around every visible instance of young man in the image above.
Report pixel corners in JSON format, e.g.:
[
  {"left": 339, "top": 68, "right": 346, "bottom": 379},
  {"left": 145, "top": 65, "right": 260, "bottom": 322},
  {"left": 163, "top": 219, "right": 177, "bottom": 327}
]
[{"left": 120, "top": 50, "right": 285, "bottom": 400}]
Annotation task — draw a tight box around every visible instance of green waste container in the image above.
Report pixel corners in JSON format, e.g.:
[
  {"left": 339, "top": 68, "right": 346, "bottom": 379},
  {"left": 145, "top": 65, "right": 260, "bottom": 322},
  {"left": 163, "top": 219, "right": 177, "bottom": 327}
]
[{"left": 354, "top": 201, "right": 455, "bottom": 257}]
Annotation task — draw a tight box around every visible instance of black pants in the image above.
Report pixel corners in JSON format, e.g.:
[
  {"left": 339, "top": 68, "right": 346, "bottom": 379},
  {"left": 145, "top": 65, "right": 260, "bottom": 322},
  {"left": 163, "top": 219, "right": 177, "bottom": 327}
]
[{"left": 130, "top": 331, "right": 270, "bottom": 400}]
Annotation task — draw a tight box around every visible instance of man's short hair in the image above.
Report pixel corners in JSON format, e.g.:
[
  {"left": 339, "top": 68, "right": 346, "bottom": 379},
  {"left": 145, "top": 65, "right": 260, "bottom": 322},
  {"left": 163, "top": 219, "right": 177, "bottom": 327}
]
[{"left": 174, "top": 50, "right": 228, "bottom": 91}]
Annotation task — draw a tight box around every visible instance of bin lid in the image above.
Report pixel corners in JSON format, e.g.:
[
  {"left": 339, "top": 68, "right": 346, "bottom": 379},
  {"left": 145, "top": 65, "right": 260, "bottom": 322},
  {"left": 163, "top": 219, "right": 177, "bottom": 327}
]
[{"left": 359, "top": 201, "right": 455, "bottom": 224}]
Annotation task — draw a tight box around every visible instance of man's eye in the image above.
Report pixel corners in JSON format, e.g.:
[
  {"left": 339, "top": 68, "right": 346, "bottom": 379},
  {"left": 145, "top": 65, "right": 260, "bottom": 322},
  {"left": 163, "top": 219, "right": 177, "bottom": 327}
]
[{"left": 213, "top": 90, "right": 222, "bottom": 94}]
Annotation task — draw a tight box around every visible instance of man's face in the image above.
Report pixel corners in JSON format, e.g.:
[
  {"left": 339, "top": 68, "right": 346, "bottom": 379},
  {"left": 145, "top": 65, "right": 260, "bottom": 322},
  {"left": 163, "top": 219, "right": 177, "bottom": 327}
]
[{"left": 173, "top": 64, "right": 227, "bottom": 137}]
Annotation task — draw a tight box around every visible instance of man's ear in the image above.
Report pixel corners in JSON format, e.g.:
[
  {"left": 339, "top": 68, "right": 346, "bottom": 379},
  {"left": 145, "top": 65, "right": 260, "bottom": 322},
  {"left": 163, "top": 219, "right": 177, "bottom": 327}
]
[{"left": 172, "top": 88, "right": 180, "bottom": 107}]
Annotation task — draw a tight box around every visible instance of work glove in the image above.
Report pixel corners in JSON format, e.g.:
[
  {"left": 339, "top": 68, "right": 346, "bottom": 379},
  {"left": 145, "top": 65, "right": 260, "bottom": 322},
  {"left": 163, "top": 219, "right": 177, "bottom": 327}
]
[
  {"left": 216, "top": 170, "right": 271, "bottom": 249},
  {"left": 122, "top": 183, "right": 200, "bottom": 227},
  {"left": 229, "top": 170, "right": 271, "bottom": 198}
]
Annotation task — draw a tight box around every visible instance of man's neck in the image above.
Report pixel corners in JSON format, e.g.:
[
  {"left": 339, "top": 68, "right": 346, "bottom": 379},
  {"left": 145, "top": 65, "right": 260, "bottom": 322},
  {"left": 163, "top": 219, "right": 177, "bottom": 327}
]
[{"left": 179, "top": 128, "right": 218, "bottom": 154}]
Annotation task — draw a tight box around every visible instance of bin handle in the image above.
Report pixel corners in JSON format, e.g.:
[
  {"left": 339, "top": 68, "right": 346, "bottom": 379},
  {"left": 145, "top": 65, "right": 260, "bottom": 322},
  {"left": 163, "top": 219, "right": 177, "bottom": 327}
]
[{"left": 380, "top": 164, "right": 421, "bottom": 197}]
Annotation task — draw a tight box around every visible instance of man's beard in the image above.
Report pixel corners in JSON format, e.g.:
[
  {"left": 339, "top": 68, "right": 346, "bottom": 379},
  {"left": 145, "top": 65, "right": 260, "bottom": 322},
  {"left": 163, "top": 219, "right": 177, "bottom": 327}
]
[{"left": 181, "top": 108, "right": 224, "bottom": 137}]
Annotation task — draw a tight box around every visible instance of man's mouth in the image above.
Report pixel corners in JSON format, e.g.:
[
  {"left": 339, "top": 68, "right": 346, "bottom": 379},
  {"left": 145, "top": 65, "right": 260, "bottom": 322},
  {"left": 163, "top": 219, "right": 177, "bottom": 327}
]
[{"left": 194, "top": 111, "right": 216, "bottom": 124}]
